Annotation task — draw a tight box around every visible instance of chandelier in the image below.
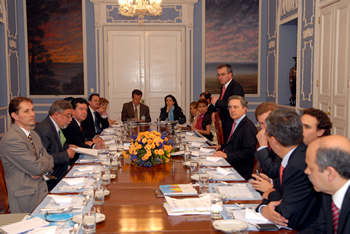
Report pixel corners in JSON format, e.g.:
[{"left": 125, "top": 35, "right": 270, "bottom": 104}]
[{"left": 118, "top": 0, "right": 162, "bottom": 23}]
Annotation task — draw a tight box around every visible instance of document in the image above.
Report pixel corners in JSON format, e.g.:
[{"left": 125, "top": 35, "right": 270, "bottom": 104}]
[
  {"left": 218, "top": 185, "right": 254, "bottom": 198},
  {"left": 165, "top": 196, "right": 211, "bottom": 211},
  {"left": 72, "top": 147, "right": 99, "bottom": 157}
]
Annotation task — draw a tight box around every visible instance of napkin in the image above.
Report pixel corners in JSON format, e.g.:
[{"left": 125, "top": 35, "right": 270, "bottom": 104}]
[
  {"left": 170, "top": 151, "right": 184, "bottom": 156},
  {"left": 103, "top": 129, "right": 115, "bottom": 133},
  {"left": 206, "top": 157, "right": 222, "bottom": 162},
  {"left": 186, "top": 132, "right": 195, "bottom": 136},
  {"left": 200, "top": 147, "right": 216, "bottom": 154},
  {"left": 99, "top": 135, "right": 112, "bottom": 140},
  {"left": 76, "top": 166, "right": 94, "bottom": 172},
  {"left": 191, "top": 142, "right": 203, "bottom": 147},
  {"left": 216, "top": 167, "right": 233, "bottom": 175},
  {"left": 48, "top": 195, "right": 72, "bottom": 205},
  {"left": 27, "top": 226, "right": 57, "bottom": 234},
  {"left": 191, "top": 151, "right": 200, "bottom": 157},
  {"left": 245, "top": 208, "right": 269, "bottom": 222},
  {"left": 104, "top": 140, "right": 115, "bottom": 145},
  {"left": 62, "top": 178, "right": 85, "bottom": 186},
  {"left": 0, "top": 217, "right": 49, "bottom": 234}
]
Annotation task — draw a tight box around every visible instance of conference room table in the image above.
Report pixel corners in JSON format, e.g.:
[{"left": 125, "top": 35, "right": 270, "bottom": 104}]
[{"left": 46, "top": 124, "right": 296, "bottom": 233}]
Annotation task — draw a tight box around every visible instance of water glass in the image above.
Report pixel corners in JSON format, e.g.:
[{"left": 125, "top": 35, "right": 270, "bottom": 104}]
[
  {"left": 110, "top": 155, "right": 119, "bottom": 170},
  {"left": 93, "top": 184, "right": 104, "bottom": 205},
  {"left": 210, "top": 197, "right": 223, "bottom": 219},
  {"left": 199, "top": 173, "right": 209, "bottom": 193},
  {"left": 190, "top": 161, "right": 199, "bottom": 175},
  {"left": 141, "top": 115, "right": 146, "bottom": 121},
  {"left": 101, "top": 166, "right": 110, "bottom": 185},
  {"left": 184, "top": 150, "right": 191, "bottom": 162},
  {"left": 83, "top": 211, "right": 96, "bottom": 234}
]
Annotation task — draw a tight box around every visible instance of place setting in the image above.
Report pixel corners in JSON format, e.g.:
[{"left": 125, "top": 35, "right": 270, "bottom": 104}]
[{"left": 51, "top": 177, "right": 95, "bottom": 193}]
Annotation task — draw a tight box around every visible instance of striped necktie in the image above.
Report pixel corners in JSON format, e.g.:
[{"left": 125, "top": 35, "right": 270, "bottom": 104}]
[
  {"left": 28, "top": 134, "right": 37, "bottom": 157},
  {"left": 332, "top": 201, "right": 339, "bottom": 234}
]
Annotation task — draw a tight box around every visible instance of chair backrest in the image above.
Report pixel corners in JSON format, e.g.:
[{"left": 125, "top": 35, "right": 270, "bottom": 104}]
[
  {"left": 253, "top": 127, "right": 261, "bottom": 174},
  {"left": 0, "top": 159, "right": 9, "bottom": 213},
  {"left": 214, "top": 112, "right": 224, "bottom": 145}
]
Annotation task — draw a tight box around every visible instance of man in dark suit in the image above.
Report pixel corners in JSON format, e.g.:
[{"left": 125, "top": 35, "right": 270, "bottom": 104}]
[
  {"left": 121, "top": 89, "right": 151, "bottom": 122},
  {"left": 63, "top": 98, "right": 105, "bottom": 150},
  {"left": 0, "top": 97, "right": 54, "bottom": 213},
  {"left": 299, "top": 135, "right": 350, "bottom": 234},
  {"left": 212, "top": 95, "right": 257, "bottom": 180},
  {"left": 34, "top": 100, "right": 76, "bottom": 191},
  {"left": 211, "top": 63, "right": 244, "bottom": 142},
  {"left": 81, "top": 93, "right": 109, "bottom": 140},
  {"left": 257, "top": 109, "right": 321, "bottom": 231}
]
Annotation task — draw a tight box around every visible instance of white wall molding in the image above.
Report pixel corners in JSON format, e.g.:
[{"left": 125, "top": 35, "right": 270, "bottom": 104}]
[
  {"left": 268, "top": 0, "right": 277, "bottom": 40},
  {"left": 303, "top": 0, "right": 315, "bottom": 27}
]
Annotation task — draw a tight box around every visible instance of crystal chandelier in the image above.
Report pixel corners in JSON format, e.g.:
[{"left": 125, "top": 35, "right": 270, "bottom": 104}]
[{"left": 118, "top": 0, "right": 162, "bottom": 23}]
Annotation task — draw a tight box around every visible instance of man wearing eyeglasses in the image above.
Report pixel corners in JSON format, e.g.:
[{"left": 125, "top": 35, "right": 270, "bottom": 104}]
[
  {"left": 35, "top": 100, "right": 77, "bottom": 191},
  {"left": 211, "top": 63, "right": 245, "bottom": 142}
]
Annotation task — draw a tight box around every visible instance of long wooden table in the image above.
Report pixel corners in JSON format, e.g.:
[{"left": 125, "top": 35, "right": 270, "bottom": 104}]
[{"left": 54, "top": 124, "right": 297, "bottom": 233}]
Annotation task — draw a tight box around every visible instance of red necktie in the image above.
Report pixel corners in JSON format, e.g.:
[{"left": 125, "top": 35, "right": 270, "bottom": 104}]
[
  {"left": 80, "top": 125, "right": 83, "bottom": 131},
  {"left": 223, "top": 122, "right": 236, "bottom": 153},
  {"left": 332, "top": 201, "right": 339, "bottom": 234},
  {"left": 279, "top": 165, "right": 285, "bottom": 185},
  {"left": 220, "top": 85, "right": 226, "bottom": 100}
]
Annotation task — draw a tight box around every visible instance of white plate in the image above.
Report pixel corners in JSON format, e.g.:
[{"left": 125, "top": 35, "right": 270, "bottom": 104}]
[
  {"left": 212, "top": 220, "right": 248, "bottom": 232},
  {"left": 183, "top": 161, "right": 203, "bottom": 167},
  {"left": 198, "top": 193, "right": 227, "bottom": 200},
  {"left": 190, "top": 174, "right": 214, "bottom": 181},
  {"left": 72, "top": 213, "right": 105, "bottom": 224},
  {"left": 83, "top": 189, "right": 110, "bottom": 197},
  {"left": 93, "top": 174, "right": 116, "bottom": 179}
]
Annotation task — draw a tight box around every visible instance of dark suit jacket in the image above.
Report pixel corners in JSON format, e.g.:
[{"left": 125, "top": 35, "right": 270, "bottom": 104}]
[
  {"left": 298, "top": 187, "right": 350, "bottom": 234},
  {"left": 259, "top": 143, "right": 321, "bottom": 231},
  {"left": 215, "top": 79, "right": 244, "bottom": 142},
  {"left": 34, "top": 116, "right": 70, "bottom": 191},
  {"left": 208, "top": 103, "right": 217, "bottom": 113},
  {"left": 63, "top": 118, "right": 92, "bottom": 149},
  {"left": 255, "top": 147, "right": 282, "bottom": 179},
  {"left": 121, "top": 101, "right": 151, "bottom": 122},
  {"left": 81, "top": 107, "right": 109, "bottom": 139},
  {"left": 221, "top": 116, "right": 257, "bottom": 180},
  {"left": 159, "top": 106, "right": 186, "bottom": 124}
]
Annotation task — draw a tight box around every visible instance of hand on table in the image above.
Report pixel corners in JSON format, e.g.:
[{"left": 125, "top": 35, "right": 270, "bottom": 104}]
[
  {"left": 262, "top": 200, "right": 289, "bottom": 227},
  {"left": 212, "top": 150, "right": 227, "bottom": 159},
  {"left": 209, "top": 145, "right": 221, "bottom": 151},
  {"left": 250, "top": 173, "right": 273, "bottom": 192}
]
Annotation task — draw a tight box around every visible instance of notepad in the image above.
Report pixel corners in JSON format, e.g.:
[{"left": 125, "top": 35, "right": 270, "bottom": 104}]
[{"left": 160, "top": 184, "right": 197, "bottom": 196}]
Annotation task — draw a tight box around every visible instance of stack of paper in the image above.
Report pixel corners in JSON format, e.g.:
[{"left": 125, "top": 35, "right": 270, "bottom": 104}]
[{"left": 163, "top": 196, "right": 211, "bottom": 216}]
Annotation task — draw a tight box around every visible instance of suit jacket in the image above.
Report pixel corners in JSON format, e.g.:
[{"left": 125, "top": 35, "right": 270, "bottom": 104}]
[
  {"left": 159, "top": 106, "right": 186, "bottom": 124},
  {"left": 215, "top": 79, "right": 244, "bottom": 142},
  {"left": 208, "top": 103, "right": 217, "bottom": 113},
  {"left": 298, "top": 187, "right": 350, "bottom": 234},
  {"left": 63, "top": 118, "right": 92, "bottom": 149},
  {"left": 259, "top": 143, "right": 321, "bottom": 231},
  {"left": 255, "top": 147, "right": 282, "bottom": 179},
  {"left": 34, "top": 116, "right": 70, "bottom": 191},
  {"left": 81, "top": 107, "right": 109, "bottom": 139},
  {"left": 221, "top": 116, "right": 257, "bottom": 180},
  {"left": 121, "top": 101, "right": 151, "bottom": 122},
  {"left": 0, "top": 123, "right": 54, "bottom": 213}
]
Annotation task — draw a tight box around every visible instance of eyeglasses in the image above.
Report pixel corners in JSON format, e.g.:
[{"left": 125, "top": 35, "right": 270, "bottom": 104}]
[
  {"left": 216, "top": 73, "right": 230, "bottom": 78},
  {"left": 58, "top": 112, "right": 73, "bottom": 119}
]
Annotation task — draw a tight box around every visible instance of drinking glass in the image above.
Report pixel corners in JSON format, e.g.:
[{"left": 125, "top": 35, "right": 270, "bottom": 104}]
[
  {"left": 101, "top": 166, "right": 110, "bottom": 185},
  {"left": 83, "top": 211, "right": 96, "bottom": 234},
  {"left": 184, "top": 150, "right": 191, "bottom": 163},
  {"left": 190, "top": 161, "right": 199, "bottom": 175},
  {"left": 210, "top": 197, "right": 223, "bottom": 219},
  {"left": 93, "top": 184, "right": 104, "bottom": 205},
  {"left": 110, "top": 155, "right": 119, "bottom": 170},
  {"left": 199, "top": 173, "right": 209, "bottom": 193}
]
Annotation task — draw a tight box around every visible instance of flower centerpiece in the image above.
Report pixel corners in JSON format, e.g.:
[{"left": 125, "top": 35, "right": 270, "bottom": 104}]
[{"left": 122, "top": 130, "right": 173, "bottom": 167}]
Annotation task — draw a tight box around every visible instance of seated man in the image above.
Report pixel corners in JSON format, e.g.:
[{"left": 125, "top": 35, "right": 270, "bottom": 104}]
[
  {"left": 0, "top": 97, "right": 54, "bottom": 213},
  {"left": 299, "top": 135, "right": 350, "bottom": 234},
  {"left": 63, "top": 98, "right": 105, "bottom": 151},
  {"left": 121, "top": 89, "right": 151, "bottom": 122},
  {"left": 34, "top": 100, "right": 77, "bottom": 191},
  {"left": 258, "top": 109, "right": 320, "bottom": 231},
  {"left": 81, "top": 93, "right": 109, "bottom": 139},
  {"left": 212, "top": 95, "right": 257, "bottom": 180}
]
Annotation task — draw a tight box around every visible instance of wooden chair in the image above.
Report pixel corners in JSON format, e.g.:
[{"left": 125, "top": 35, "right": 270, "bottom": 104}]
[
  {"left": 0, "top": 159, "right": 9, "bottom": 213},
  {"left": 253, "top": 127, "right": 261, "bottom": 174},
  {"left": 214, "top": 112, "right": 224, "bottom": 145}
]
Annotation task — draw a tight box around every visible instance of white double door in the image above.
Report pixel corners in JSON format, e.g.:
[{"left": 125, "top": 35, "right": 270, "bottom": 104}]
[{"left": 107, "top": 29, "right": 184, "bottom": 122}]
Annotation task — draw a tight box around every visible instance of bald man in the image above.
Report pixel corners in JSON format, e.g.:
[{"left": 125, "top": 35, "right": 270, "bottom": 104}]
[{"left": 299, "top": 135, "right": 350, "bottom": 233}]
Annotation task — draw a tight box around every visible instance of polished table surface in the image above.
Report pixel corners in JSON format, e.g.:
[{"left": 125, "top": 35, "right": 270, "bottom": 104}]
[{"left": 53, "top": 124, "right": 297, "bottom": 233}]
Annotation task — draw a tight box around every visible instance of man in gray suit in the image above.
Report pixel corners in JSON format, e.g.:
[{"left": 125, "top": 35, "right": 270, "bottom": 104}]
[
  {"left": 0, "top": 97, "right": 54, "bottom": 213},
  {"left": 121, "top": 89, "right": 151, "bottom": 122},
  {"left": 34, "top": 100, "right": 76, "bottom": 191}
]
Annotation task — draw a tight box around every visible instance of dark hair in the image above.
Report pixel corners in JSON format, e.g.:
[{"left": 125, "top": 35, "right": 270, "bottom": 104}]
[
  {"left": 302, "top": 108, "right": 332, "bottom": 136},
  {"left": 255, "top": 102, "right": 279, "bottom": 121},
  {"left": 200, "top": 92, "right": 211, "bottom": 100},
  {"left": 266, "top": 109, "right": 303, "bottom": 147},
  {"left": 88, "top": 93, "right": 100, "bottom": 101},
  {"left": 163, "top": 95, "right": 180, "bottom": 109},
  {"left": 72, "top": 98, "right": 88, "bottom": 110},
  {"left": 316, "top": 147, "right": 350, "bottom": 179},
  {"left": 9, "top": 97, "right": 33, "bottom": 123},
  {"left": 197, "top": 99, "right": 208, "bottom": 106},
  {"left": 228, "top": 95, "right": 248, "bottom": 108},
  {"left": 217, "top": 63, "right": 233, "bottom": 74},
  {"left": 63, "top": 97, "right": 75, "bottom": 104},
  {"left": 132, "top": 89, "right": 143, "bottom": 97},
  {"left": 49, "top": 100, "right": 73, "bottom": 116}
]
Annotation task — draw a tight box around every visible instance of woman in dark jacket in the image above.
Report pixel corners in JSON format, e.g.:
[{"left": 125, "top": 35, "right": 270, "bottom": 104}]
[{"left": 159, "top": 95, "right": 186, "bottom": 124}]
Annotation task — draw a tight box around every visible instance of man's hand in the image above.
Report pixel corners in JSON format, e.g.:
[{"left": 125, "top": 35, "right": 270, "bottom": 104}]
[
  {"left": 256, "top": 129, "right": 268, "bottom": 147},
  {"left": 261, "top": 200, "right": 289, "bottom": 227},
  {"left": 67, "top": 148, "right": 76, "bottom": 159},
  {"left": 212, "top": 151, "right": 227, "bottom": 159},
  {"left": 69, "top": 144, "right": 78, "bottom": 149},
  {"left": 211, "top": 96, "right": 219, "bottom": 106},
  {"left": 209, "top": 145, "right": 221, "bottom": 151},
  {"left": 30, "top": 175, "right": 42, "bottom": 179},
  {"left": 250, "top": 174, "right": 273, "bottom": 192},
  {"left": 86, "top": 141, "right": 93, "bottom": 146}
]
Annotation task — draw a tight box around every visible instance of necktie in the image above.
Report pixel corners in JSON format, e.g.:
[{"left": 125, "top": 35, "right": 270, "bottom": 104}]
[
  {"left": 134, "top": 105, "right": 138, "bottom": 119},
  {"left": 28, "top": 134, "right": 37, "bottom": 157},
  {"left": 94, "top": 111, "right": 102, "bottom": 134},
  {"left": 223, "top": 122, "right": 236, "bottom": 153},
  {"left": 80, "top": 124, "right": 83, "bottom": 131},
  {"left": 58, "top": 129, "right": 66, "bottom": 147},
  {"left": 220, "top": 85, "right": 226, "bottom": 100},
  {"left": 279, "top": 165, "right": 285, "bottom": 185},
  {"left": 332, "top": 201, "right": 339, "bottom": 234}
]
